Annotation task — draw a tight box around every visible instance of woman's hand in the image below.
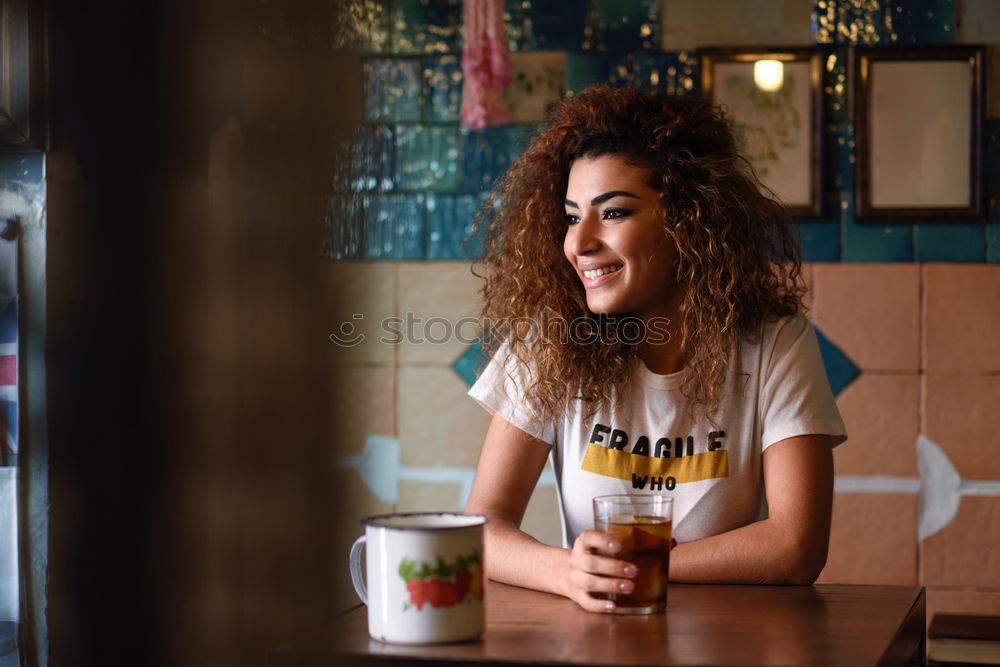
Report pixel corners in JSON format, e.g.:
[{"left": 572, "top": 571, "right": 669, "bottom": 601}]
[{"left": 562, "top": 530, "right": 638, "bottom": 612}]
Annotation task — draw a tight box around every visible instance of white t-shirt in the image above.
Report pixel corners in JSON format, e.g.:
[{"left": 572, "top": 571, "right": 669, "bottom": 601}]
[{"left": 468, "top": 312, "right": 846, "bottom": 547}]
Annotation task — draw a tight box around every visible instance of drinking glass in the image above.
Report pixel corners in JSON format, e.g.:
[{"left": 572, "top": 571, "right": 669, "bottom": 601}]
[{"left": 592, "top": 494, "right": 673, "bottom": 614}]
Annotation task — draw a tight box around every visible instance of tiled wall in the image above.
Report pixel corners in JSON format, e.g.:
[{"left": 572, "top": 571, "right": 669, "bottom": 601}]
[{"left": 331, "top": 0, "right": 1000, "bottom": 619}]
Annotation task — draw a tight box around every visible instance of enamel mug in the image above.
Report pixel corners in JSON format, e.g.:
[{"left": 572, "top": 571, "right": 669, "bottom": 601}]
[{"left": 349, "top": 512, "right": 488, "bottom": 644}]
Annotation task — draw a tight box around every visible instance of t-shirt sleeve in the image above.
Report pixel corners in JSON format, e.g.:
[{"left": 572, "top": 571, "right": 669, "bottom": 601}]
[
  {"left": 468, "top": 343, "right": 556, "bottom": 446},
  {"left": 758, "top": 313, "right": 847, "bottom": 450}
]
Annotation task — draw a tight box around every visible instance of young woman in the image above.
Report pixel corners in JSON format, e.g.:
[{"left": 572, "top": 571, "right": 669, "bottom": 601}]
[{"left": 464, "top": 86, "right": 846, "bottom": 613}]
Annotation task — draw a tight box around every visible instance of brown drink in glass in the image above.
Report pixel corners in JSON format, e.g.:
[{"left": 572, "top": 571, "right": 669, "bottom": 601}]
[{"left": 592, "top": 495, "right": 673, "bottom": 614}]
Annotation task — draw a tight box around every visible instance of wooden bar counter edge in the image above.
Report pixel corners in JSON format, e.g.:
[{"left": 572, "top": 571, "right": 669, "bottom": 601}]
[{"left": 330, "top": 581, "right": 926, "bottom": 667}]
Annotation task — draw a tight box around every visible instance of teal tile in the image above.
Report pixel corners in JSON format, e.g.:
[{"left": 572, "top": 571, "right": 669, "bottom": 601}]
[
  {"left": 589, "top": 0, "right": 659, "bottom": 52},
  {"left": 333, "top": 125, "right": 395, "bottom": 192},
  {"left": 322, "top": 196, "right": 365, "bottom": 260},
  {"left": 840, "top": 194, "right": 914, "bottom": 261},
  {"left": 795, "top": 221, "right": 841, "bottom": 261},
  {"left": 365, "top": 194, "right": 426, "bottom": 260},
  {"left": 914, "top": 223, "right": 985, "bottom": 262},
  {"left": 828, "top": 122, "right": 854, "bottom": 193},
  {"left": 341, "top": 0, "right": 391, "bottom": 53},
  {"left": 812, "top": 0, "right": 885, "bottom": 45},
  {"left": 986, "top": 120, "right": 1000, "bottom": 262},
  {"left": 503, "top": 0, "right": 586, "bottom": 51},
  {"left": 423, "top": 55, "right": 462, "bottom": 122},
  {"left": 632, "top": 51, "right": 699, "bottom": 96},
  {"left": 452, "top": 340, "right": 490, "bottom": 388},
  {"left": 427, "top": 194, "right": 486, "bottom": 260},
  {"left": 395, "top": 125, "right": 459, "bottom": 191},
  {"left": 565, "top": 53, "right": 611, "bottom": 94},
  {"left": 364, "top": 59, "right": 422, "bottom": 123},
  {"left": 392, "top": 0, "right": 458, "bottom": 54},
  {"left": 813, "top": 325, "right": 860, "bottom": 397},
  {"left": 884, "top": 0, "right": 956, "bottom": 45},
  {"left": 459, "top": 124, "right": 527, "bottom": 192}
]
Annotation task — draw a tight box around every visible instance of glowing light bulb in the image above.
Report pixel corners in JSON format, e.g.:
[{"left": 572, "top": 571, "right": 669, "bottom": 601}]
[{"left": 754, "top": 60, "right": 783, "bottom": 92}]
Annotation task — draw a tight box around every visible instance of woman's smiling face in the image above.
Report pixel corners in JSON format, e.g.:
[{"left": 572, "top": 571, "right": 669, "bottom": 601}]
[{"left": 563, "top": 154, "right": 679, "bottom": 321}]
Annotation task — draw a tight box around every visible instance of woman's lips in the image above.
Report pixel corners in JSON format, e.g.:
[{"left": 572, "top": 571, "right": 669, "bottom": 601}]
[{"left": 580, "top": 263, "right": 623, "bottom": 288}]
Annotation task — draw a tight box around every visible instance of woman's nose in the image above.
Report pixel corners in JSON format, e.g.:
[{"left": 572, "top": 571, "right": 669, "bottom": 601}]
[{"left": 565, "top": 212, "right": 602, "bottom": 256}]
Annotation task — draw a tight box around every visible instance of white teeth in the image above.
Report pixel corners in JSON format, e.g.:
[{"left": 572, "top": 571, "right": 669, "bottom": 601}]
[{"left": 583, "top": 265, "right": 622, "bottom": 279}]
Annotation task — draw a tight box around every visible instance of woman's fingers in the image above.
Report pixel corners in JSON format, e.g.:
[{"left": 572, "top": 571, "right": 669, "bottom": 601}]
[{"left": 568, "top": 531, "right": 638, "bottom": 613}]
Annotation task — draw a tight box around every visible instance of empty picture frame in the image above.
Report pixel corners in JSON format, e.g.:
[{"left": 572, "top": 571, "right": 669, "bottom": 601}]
[
  {"left": 854, "top": 46, "right": 985, "bottom": 221},
  {"left": 700, "top": 48, "right": 823, "bottom": 219}
]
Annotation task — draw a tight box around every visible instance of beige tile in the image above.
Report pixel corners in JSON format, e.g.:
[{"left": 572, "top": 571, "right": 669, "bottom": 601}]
[
  {"left": 397, "top": 262, "right": 484, "bottom": 365},
  {"left": 336, "top": 467, "right": 395, "bottom": 612},
  {"left": 923, "top": 374, "right": 1000, "bottom": 479},
  {"left": 398, "top": 366, "right": 492, "bottom": 468},
  {"left": 816, "top": 493, "right": 917, "bottom": 586},
  {"left": 520, "top": 480, "right": 563, "bottom": 547},
  {"left": 799, "top": 262, "right": 815, "bottom": 314},
  {"left": 926, "top": 590, "right": 1000, "bottom": 628},
  {"left": 833, "top": 374, "right": 919, "bottom": 477},
  {"left": 924, "top": 264, "right": 1000, "bottom": 372},
  {"left": 329, "top": 365, "right": 396, "bottom": 458},
  {"left": 812, "top": 263, "right": 920, "bottom": 371},
  {"left": 922, "top": 496, "right": 1000, "bottom": 590},
  {"left": 397, "top": 480, "right": 463, "bottom": 513},
  {"left": 320, "top": 262, "right": 397, "bottom": 366}
]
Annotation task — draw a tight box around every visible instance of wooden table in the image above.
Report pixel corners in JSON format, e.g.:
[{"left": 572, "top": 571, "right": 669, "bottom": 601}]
[{"left": 333, "top": 581, "right": 925, "bottom": 666}]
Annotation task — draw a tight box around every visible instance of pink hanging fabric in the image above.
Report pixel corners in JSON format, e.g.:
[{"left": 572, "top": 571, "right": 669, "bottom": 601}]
[{"left": 460, "top": 0, "right": 512, "bottom": 130}]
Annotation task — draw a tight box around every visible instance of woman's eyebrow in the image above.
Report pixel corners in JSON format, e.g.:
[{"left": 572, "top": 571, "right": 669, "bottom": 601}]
[{"left": 564, "top": 190, "right": 642, "bottom": 209}]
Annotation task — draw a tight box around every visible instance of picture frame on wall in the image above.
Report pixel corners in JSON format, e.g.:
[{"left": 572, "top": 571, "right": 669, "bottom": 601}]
[
  {"left": 853, "top": 46, "right": 985, "bottom": 221},
  {"left": 700, "top": 47, "right": 823, "bottom": 219}
]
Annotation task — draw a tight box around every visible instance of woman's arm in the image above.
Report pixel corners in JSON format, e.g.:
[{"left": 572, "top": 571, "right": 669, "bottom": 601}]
[
  {"left": 669, "top": 434, "right": 834, "bottom": 584},
  {"left": 465, "top": 413, "right": 639, "bottom": 611}
]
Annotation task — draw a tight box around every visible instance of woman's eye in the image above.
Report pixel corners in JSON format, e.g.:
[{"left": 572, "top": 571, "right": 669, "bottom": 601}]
[
  {"left": 602, "top": 207, "right": 632, "bottom": 220},
  {"left": 565, "top": 213, "right": 580, "bottom": 225}
]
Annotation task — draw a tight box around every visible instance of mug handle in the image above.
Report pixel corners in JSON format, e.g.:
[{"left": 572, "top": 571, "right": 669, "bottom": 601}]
[{"left": 349, "top": 535, "right": 368, "bottom": 605}]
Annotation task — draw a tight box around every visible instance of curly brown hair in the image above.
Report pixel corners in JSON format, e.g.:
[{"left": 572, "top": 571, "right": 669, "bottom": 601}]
[{"left": 474, "top": 85, "right": 804, "bottom": 423}]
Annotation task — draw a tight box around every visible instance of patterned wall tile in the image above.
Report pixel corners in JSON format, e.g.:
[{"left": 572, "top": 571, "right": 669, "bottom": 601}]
[
  {"left": 812, "top": 0, "right": 885, "bottom": 45},
  {"left": 521, "top": 482, "right": 563, "bottom": 547},
  {"left": 339, "top": 0, "right": 391, "bottom": 53},
  {"left": 813, "top": 325, "right": 861, "bottom": 396},
  {"left": 589, "top": 0, "right": 660, "bottom": 52},
  {"left": 427, "top": 193, "right": 486, "bottom": 260},
  {"left": 321, "top": 262, "right": 397, "bottom": 365},
  {"left": 812, "top": 263, "right": 920, "bottom": 371},
  {"left": 565, "top": 53, "right": 612, "bottom": 93},
  {"left": 398, "top": 366, "right": 492, "bottom": 467},
  {"left": 391, "top": 0, "right": 459, "bottom": 54},
  {"left": 329, "top": 365, "right": 397, "bottom": 456},
  {"left": 923, "top": 374, "right": 1000, "bottom": 479},
  {"left": 423, "top": 55, "right": 463, "bottom": 123},
  {"left": 322, "top": 196, "right": 365, "bottom": 260},
  {"left": 364, "top": 59, "right": 423, "bottom": 123},
  {"left": 817, "top": 493, "right": 918, "bottom": 585},
  {"left": 529, "top": 0, "right": 587, "bottom": 50},
  {"left": 395, "top": 125, "right": 460, "bottom": 191},
  {"left": 632, "top": 51, "right": 699, "bottom": 95},
  {"left": 506, "top": 52, "right": 566, "bottom": 123},
  {"left": 398, "top": 480, "right": 463, "bottom": 512},
  {"left": 923, "top": 264, "right": 1000, "bottom": 371},
  {"left": 884, "top": 0, "right": 956, "bottom": 44},
  {"left": 397, "top": 262, "right": 482, "bottom": 365},
  {"left": 333, "top": 125, "right": 395, "bottom": 193},
  {"left": 921, "top": 497, "right": 1000, "bottom": 588},
  {"left": 833, "top": 374, "right": 919, "bottom": 477},
  {"left": 914, "top": 223, "right": 986, "bottom": 262},
  {"left": 452, "top": 340, "right": 489, "bottom": 387},
  {"left": 365, "top": 194, "right": 426, "bottom": 260},
  {"left": 459, "top": 124, "right": 527, "bottom": 192}
]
